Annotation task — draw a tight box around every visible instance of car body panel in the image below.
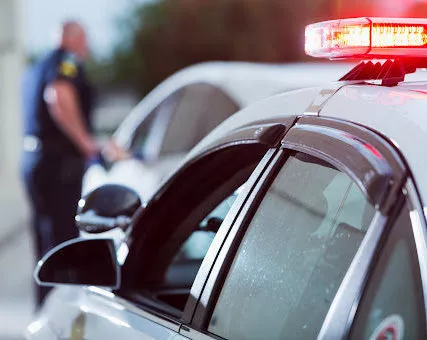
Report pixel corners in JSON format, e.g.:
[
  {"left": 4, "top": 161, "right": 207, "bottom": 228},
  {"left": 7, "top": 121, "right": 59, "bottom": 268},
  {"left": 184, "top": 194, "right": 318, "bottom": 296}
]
[
  {"left": 320, "top": 82, "right": 427, "bottom": 205},
  {"left": 26, "top": 287, "right": 186, "bottom": 340}
]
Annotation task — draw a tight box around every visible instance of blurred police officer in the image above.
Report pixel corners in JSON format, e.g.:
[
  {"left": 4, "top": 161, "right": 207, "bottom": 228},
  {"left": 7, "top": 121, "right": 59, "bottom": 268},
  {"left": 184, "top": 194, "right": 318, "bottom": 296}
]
[{"left": 21, "top": 21, "right": 98, "bottom": 306}]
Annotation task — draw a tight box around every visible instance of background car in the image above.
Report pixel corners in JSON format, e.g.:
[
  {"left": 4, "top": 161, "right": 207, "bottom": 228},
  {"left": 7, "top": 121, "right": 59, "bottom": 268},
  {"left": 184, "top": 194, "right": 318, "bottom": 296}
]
[{"left": 83, "top": 61, "right": 352, "bottom": 201}]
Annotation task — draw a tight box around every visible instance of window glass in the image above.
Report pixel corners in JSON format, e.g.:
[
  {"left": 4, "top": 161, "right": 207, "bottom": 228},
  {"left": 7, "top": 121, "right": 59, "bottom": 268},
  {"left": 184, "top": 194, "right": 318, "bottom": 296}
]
[
  {"left": 174, "top": 190, "right": 240, "bottom": 262},
  {"left": 126, "top": 144, "right": 269, "bottom": 314},
  {"left": 350, "top": 203, "right": 426, "bottom": 340},
  {"left": 131, "top": 113, "right": 155, "bottom": 155},
  {"left": 160, "top": 84, "right": 238, "bottom": 155},
  {"left": 208, "top": 153, "right": 375, "bottom": 339},
  {"left": 131, "top": 92, "right": 181, "bottom": 159}
]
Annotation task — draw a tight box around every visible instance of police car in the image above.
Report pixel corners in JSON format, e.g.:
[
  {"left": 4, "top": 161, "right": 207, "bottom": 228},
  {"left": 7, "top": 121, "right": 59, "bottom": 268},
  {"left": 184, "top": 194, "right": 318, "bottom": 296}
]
[
  {"left": 28, "top": 18, "right": 427, "bottom": 339},
  {"left": 83, "top": 61, "right": 350, "bottom": 201}
]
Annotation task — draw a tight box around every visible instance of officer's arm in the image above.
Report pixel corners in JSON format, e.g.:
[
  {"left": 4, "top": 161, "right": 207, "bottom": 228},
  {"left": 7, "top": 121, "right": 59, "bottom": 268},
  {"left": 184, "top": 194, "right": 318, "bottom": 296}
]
[{"left": 44, "top": 80, "right": 98, "bottom": 158}]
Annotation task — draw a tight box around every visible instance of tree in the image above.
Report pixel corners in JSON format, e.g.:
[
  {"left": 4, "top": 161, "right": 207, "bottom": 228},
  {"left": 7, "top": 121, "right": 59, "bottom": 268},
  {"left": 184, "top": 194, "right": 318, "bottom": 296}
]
[{"left": 108, "top": 0, "right": 338, "bottom": 96}]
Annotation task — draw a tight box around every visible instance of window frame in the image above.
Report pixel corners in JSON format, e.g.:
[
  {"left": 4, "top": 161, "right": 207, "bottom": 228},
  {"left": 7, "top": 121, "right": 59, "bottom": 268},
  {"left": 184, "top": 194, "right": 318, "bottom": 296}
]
[
  {"left": 182, "top": 116, "right": 407, "bottom": 339},
  {"left": 131, "top": 88, "right": 183, "bottom": 161},
  {"left": 345, "top": 178, "right": 427, "bottom": 338},
  {"left": 405, "top": 178, "right": 427, "bottom": 329},
  {"left": 116, "top": 119, "right": 292, "bottom": 329}
]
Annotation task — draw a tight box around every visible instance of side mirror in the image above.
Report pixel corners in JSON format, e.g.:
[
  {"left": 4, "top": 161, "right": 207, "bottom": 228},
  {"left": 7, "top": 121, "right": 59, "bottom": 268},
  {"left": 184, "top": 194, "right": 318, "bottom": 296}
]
[
  {"left": 76, "top": 184, "right": 142, "bottom": 234},
  {"left": 35, "top": 238, "right": 119, "bottom": 288}
]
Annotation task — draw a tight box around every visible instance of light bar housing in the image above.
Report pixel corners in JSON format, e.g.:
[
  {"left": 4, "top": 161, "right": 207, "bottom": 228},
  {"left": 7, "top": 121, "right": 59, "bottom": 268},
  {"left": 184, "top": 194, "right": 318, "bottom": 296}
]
[{"left": 305, "top": 17, "right": 427, "bottom": 59}]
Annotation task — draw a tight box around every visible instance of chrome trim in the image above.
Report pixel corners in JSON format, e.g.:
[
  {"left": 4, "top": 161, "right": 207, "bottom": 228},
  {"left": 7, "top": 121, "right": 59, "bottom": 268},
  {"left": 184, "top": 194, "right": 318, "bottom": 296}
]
[
  {"left": 318, "top": 211, "right": 387, "bottom": 339},
  {"left": 406, "top": 179, "right": 427, "bottom": 325},
  {"left": 87, "top": 287, "right": 181, "bottom": 332},
  {"left": 34, "top": 237, "right": 121, "bottom": 290}
]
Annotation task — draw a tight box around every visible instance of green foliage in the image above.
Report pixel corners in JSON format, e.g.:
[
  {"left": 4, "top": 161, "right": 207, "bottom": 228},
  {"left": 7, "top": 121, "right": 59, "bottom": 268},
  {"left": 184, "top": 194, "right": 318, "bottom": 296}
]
[{"left": 105, "top": 0, "right": 337, "bottom": 96}]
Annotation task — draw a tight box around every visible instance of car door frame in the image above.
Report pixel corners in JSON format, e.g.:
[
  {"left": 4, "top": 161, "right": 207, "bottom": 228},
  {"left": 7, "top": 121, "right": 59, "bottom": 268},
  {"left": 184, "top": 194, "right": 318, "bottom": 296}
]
[
  {"left": 112, "top": 117, "right": 296, "bottom": 334},
  {"left": 180, "top": 115, "right": 409, "bottom": 339},
  {"left": 346, "top": 178, "right": 427, "bottom": 339}
]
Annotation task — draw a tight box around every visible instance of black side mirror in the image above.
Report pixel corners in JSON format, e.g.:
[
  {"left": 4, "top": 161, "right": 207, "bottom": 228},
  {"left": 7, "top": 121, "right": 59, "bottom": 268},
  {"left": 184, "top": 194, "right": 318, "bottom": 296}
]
[
  {"left": 35, "top": 238, "right": 119, "bottom": 288},
  {"left": 76, "top": 184, "right": 142, "bottom": 233}
]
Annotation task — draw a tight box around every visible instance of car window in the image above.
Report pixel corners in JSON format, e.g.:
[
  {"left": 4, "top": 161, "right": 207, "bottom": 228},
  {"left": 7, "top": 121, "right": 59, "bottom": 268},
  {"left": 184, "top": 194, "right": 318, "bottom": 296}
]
[
  {"left": 160, "top": 84, "right": 239, "bottom": 156},
  {"left": 123, "top": 143, "right": 271, "bottom": 315},
  {"left": 350, "top": 202, "right": 426, "bottom": 340},
  {"left": 131, "top": 91, "right": 181, "bottom": 159},
  {"left": 130, "top": 113, "right": 155, "bottom": 156},
  {"left": 174, "top": 189, "right": 240, "bottom": 262},
  {"left": 208, "top": 152, "right": 376, "bottom": 340}
]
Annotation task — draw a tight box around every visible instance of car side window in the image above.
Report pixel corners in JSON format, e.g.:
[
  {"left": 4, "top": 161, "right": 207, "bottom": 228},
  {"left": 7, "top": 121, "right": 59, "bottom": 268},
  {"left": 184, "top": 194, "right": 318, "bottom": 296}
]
[
  {"left": 174, "top": 189, "right": 240, "bottom": 262},
  {"left": 350, "top": 202, "right": 426, "bottom": 340},
  {"left": 208, "top": 152, "right": 375, "bottom": 340},
  {"left": 123, "top": 143, "right": 271, "bottom": 315},
  {"left": 131, "top": 91, "right": 181, "bottom": 159},
  {"left": 130, "top": 112, "right": 155, "bottom": 156},
  {"left": 160, "top": 84, "right": 238, "bottom": 156}
]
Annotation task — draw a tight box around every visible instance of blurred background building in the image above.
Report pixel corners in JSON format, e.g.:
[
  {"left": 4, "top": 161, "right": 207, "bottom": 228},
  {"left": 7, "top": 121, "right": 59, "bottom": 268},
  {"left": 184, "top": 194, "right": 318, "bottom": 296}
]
[
  {"left": 1, "top": 0, "right": 427, "bottom": 338},
  {"left": 0, "top": 0, "right": 25, "bottom": 228}
]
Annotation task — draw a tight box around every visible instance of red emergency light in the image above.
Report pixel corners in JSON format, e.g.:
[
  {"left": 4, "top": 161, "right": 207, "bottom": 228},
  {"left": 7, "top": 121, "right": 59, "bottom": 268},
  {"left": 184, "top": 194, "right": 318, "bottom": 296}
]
[{"left": 305, "top": 17, "right": 427, "bottom": 59}]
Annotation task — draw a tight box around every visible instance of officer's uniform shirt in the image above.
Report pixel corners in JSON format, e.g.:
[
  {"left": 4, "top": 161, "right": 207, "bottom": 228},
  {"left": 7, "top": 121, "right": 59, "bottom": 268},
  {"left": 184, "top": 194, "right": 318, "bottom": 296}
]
[{"left": 22, "top": 48, "right": 94, "bottom": 157}]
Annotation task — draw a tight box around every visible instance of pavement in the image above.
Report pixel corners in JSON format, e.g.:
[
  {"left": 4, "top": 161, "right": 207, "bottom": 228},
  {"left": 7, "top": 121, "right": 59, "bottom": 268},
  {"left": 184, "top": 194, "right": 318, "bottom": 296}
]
[{"left": 0, "top": 176, "right": 33, "bottom": 340}]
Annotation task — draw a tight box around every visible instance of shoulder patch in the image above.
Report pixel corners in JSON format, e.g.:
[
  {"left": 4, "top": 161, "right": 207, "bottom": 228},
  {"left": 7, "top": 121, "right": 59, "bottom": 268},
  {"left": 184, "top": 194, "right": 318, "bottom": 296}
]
[{"left": 58, "top": 54, "right": 78, "bottom": 78}]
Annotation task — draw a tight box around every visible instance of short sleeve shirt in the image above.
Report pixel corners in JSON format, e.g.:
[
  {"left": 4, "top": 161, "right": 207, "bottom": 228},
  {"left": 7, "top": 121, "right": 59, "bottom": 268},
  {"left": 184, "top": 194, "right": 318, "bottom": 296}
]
[{"left": 22, "top": 48, "right": 94, "bottom": 156}]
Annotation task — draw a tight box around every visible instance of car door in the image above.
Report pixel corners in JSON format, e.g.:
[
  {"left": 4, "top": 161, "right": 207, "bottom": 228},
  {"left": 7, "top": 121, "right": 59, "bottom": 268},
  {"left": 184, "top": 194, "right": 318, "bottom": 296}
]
[
  {"left": 44, "top": 121, "right": 291, "bottom": 340},
  {"left": 348, "top": 179, "right": 427, "bottom": 339},
  {"left": 177, "top": 116, "right": 421, "bottom": 339}
]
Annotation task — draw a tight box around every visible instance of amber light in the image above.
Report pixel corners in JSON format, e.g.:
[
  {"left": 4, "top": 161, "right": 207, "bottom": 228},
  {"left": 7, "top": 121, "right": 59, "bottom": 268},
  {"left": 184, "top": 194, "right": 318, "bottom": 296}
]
[
  {"left": 371, "top": 24, "right": 427, "bottom": 47},
  {"left": 305, "top": 17, "right": 427, "bottom": 59},
  {"left": 334, "top": 25, "right": 370, "bottom": 48}
]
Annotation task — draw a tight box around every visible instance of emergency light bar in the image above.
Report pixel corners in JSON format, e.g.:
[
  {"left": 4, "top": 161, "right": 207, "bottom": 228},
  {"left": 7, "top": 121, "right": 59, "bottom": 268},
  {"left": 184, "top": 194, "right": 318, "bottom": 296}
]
[{"left": 305, "top": 17, "right": 427, "bottom": 59}]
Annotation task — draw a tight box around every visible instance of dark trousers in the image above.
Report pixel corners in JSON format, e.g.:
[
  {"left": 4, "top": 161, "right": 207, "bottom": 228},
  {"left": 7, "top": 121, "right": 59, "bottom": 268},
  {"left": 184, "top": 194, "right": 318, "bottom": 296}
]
[{"left": 21, "top": 150, "right": 84, "bottom": 307}]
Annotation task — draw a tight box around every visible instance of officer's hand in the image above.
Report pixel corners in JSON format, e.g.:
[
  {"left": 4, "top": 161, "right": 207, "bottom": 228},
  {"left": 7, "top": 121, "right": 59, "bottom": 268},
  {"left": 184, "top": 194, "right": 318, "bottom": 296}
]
[
  {"left": 86, "top": 152, "right": 108, "bottom": 169},
  {"left": 102, "top": 139, "right": 131, "bottom": 162}
]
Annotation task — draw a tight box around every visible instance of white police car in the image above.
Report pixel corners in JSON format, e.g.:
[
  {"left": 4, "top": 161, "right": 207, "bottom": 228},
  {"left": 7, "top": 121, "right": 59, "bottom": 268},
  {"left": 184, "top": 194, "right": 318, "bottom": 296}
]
[{"left": 28, "top": 18, "right": 427, "bottom": 339}]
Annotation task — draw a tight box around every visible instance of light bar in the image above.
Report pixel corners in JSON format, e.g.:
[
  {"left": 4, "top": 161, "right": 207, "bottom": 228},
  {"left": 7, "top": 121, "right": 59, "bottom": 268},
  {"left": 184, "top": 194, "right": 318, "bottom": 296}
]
[{"left": 305, "top": 17, "right": 427, "bottom": 59}]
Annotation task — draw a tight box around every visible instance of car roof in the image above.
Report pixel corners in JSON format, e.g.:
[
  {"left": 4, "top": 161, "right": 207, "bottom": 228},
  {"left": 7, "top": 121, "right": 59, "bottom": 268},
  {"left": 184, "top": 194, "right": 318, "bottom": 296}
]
[
  {"left": 161, "top": 61, "right": 354, "bottom": 106},
  {"left": 186, "top": 73, "right": 427, "bottom": 206},
  {"left": 114, "top": 61, "right": 353, "bottom": 145}
]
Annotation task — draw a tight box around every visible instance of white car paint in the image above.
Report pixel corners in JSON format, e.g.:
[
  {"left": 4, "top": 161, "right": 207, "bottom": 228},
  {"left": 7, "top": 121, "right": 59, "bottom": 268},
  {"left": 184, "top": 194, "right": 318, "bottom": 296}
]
[
  {"left": 320, "top": 80, "right": 427, "bottom": 206},
  {"left": 26, "top": 286, "right": 186, "bottom": 340}
]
